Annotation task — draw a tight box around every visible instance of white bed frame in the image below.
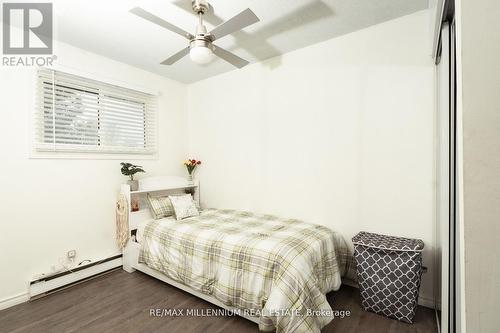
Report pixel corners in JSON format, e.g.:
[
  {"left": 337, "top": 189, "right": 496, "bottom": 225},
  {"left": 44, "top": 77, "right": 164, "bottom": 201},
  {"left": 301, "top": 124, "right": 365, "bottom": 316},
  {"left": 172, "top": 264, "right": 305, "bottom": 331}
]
[{"left": 120, "top": 176, "right": 260, "bottom": 325}]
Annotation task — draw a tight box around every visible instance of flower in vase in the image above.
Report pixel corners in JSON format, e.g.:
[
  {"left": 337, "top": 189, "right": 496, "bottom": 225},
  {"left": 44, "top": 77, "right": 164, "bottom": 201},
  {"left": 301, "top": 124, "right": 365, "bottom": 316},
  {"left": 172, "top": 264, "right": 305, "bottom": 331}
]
[{"left": 183, "top": 159, "right": 202, "bottom": 175}]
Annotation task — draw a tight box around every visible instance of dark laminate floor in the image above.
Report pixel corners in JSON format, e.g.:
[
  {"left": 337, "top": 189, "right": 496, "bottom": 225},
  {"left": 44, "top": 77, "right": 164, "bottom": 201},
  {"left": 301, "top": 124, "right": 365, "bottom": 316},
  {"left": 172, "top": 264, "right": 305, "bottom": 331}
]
[{"left": 0, "top": 269, "right": 437, "bottom": 333}]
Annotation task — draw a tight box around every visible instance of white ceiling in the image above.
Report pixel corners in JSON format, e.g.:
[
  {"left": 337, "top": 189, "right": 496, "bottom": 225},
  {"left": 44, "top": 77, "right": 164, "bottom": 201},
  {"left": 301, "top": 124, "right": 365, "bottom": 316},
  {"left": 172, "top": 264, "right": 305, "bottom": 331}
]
[{"left": 49, "top": 0, "right": 428, "bottom": 83}]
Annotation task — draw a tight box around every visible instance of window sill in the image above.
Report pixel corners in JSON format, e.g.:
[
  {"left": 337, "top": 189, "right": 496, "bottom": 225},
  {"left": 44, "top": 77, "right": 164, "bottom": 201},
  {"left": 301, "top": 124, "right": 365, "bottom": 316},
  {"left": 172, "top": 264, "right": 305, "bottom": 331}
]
[{"left": 29, "top": 149, "right": 159, "bottom": 161}]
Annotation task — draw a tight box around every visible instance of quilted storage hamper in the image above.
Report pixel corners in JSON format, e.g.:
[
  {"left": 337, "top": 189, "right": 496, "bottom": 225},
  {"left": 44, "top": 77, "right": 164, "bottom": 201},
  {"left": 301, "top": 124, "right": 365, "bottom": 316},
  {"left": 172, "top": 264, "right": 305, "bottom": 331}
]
[{"left": 352, "top": 231, "right": 424, "bottom": 323}]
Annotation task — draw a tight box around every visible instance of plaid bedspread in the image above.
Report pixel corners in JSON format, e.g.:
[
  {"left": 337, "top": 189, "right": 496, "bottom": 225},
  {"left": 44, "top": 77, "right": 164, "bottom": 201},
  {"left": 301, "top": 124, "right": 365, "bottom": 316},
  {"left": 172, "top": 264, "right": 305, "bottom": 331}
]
[{"left": 139, "top": 209, "right": 350, "bottom": 333}]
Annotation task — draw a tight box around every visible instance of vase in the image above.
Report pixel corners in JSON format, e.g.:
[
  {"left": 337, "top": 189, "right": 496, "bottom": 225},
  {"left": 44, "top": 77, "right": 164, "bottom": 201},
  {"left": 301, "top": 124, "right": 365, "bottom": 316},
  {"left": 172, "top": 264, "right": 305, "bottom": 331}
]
[
  {"left": 128, "top": 179, "right": 139, "bottom": 191},
  {"left": 187, "top": 174, "right": 194, "bottom": 185}
]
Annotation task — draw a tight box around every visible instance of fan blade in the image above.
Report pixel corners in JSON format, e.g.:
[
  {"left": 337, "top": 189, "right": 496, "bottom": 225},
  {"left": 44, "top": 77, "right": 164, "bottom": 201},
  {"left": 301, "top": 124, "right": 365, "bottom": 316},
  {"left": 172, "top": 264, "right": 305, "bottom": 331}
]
[
  {"left": 130, "top": 7, "right": 194, "bottom": 40},
  {"left": 209, "top": 8, "right": 259, "bottom": 41},
  {"left": 160, "top": 47, "right": 190, "bottom": 65},
  {"left": 213, "top": 46, "right": 249, "bottom": 68}
]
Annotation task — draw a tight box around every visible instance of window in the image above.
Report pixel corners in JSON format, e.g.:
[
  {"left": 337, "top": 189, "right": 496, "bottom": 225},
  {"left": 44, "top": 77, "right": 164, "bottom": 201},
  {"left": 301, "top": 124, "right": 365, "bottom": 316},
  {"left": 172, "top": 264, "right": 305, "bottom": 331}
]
[{"left": 35, "top": 69, "right": 156, "bottom": 154}]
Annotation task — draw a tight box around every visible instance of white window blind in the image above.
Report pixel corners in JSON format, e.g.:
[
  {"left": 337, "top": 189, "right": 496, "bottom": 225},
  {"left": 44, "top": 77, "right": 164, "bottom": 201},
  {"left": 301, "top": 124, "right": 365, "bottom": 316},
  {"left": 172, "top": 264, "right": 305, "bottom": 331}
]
[{"left": 35, "top": 69, "right": 157, "bottom": 154}]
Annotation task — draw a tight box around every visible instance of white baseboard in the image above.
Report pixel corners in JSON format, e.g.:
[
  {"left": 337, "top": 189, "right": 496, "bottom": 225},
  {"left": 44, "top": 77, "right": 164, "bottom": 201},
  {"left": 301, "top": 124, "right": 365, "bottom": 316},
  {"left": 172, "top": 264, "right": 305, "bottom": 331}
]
[
  {"left": 0, "top": 292, "right": 29, "bottom": 311},
  {"left": 419, "top": 295, "right": 440, "bottom": 310}
]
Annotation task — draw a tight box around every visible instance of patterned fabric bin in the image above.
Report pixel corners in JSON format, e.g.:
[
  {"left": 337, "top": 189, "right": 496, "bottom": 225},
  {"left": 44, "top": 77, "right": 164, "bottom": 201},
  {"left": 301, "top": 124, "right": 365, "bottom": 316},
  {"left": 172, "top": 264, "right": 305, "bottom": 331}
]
[{"left": 352, "top": 231, "right": 424, "bottom": 323}]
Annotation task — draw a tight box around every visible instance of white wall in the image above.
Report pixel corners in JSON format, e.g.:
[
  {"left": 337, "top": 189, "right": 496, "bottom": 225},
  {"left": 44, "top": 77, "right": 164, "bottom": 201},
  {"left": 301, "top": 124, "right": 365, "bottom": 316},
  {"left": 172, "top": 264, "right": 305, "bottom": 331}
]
[
  {"left": 188, "top": 10, "right": 437, "bottom": 305},
  {"left": 457, "top": 0, "right": 500, "bottom": 331},
  {"left": 0, "top": 41, "right": 188, "bottom": 302}
]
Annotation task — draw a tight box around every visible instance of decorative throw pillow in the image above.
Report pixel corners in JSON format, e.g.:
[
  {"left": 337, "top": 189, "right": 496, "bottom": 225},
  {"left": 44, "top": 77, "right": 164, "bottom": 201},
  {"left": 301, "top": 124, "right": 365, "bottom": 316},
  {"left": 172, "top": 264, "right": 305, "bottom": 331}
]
[
  {"left": 147, "top": 194, "right": 175, "bottom": 219},
  {"left": 169, "top": 194, "right": 199, "bottom": 220}
]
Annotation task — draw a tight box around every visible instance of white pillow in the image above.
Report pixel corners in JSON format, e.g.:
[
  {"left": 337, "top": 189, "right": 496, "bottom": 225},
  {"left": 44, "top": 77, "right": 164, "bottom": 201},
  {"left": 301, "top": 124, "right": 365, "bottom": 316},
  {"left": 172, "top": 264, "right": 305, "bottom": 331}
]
[{"left": 169, "top": 194, "right": 199, "bottom": 220}]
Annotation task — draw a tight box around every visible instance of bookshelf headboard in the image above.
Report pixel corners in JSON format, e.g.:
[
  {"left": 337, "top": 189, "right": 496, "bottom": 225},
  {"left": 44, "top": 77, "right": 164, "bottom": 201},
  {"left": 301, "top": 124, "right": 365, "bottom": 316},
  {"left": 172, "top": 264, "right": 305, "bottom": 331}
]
[{"left": 120, "top": 176, "right": 200, "bottom": 230}]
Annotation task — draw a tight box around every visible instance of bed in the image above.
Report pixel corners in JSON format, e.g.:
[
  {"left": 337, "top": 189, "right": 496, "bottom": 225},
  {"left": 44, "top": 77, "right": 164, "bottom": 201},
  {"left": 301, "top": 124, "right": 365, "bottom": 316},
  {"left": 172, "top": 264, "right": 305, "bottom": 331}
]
[{"left": 121, "top": 178, "right": 351, "bottom": 333}]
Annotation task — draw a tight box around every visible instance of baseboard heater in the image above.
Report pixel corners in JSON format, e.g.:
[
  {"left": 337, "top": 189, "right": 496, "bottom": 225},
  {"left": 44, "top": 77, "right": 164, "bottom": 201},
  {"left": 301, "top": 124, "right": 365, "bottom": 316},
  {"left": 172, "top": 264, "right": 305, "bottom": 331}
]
[{"left": 29, "top": 255, "right": 122, "bottom": 300}]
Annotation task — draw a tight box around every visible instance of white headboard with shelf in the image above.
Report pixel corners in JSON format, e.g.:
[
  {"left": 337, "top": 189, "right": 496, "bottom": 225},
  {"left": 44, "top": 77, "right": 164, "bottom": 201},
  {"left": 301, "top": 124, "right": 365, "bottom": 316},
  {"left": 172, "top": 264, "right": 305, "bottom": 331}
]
[{"left": 120, "top": 176, "right": 200, "bottom": 230}]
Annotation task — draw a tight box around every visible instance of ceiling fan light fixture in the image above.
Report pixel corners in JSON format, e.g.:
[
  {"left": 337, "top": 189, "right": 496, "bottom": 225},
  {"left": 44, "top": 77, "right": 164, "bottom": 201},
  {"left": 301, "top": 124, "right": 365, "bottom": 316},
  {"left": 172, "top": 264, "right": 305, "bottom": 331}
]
[
  {"left": 189, "top": 45, "right": 214, "bottom": 64},
  {"left": 189, "top": 38, "right": 214, "bottom": 65},
  {"left": 130, "top": 2, "right": 259, "bottom": 68}
]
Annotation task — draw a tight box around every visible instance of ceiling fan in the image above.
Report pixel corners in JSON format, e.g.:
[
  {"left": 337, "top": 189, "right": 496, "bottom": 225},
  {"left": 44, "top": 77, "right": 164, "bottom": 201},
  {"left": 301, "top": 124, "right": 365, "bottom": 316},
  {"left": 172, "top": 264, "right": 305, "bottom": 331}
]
[{"left": 130, "top": 0, "right": 260, "bottom": 68}]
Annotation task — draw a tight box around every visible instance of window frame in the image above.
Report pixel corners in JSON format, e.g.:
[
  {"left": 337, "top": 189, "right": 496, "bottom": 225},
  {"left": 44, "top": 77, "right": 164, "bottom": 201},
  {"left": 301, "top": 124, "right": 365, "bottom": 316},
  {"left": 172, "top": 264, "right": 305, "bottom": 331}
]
[{"left": 32, "top": 68, "right": 158, "bottom": 158}]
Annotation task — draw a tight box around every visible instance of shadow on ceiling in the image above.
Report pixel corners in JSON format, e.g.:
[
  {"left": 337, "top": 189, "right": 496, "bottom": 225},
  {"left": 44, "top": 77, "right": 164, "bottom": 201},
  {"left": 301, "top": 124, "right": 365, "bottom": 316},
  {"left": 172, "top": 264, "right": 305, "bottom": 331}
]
[{"left": 172, "top": 0, "right": 334, "bottom": 69}]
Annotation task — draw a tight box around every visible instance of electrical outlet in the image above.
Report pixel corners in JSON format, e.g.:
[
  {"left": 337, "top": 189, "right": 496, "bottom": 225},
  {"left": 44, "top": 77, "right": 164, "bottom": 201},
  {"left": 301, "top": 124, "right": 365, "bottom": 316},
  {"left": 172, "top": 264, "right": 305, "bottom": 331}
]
[{"left": 67, "top": 250, "right": 76, "bottom": 259}]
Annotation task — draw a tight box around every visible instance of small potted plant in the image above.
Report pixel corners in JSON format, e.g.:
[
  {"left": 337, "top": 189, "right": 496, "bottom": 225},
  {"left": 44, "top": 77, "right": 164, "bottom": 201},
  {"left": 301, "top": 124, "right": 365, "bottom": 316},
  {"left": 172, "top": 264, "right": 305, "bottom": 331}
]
[
  {"left": 120, "top": 162, "right": 145, "bottom": 191},
  {"left": 183, "top": 159, "right": 201, "bottom": 184}
]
